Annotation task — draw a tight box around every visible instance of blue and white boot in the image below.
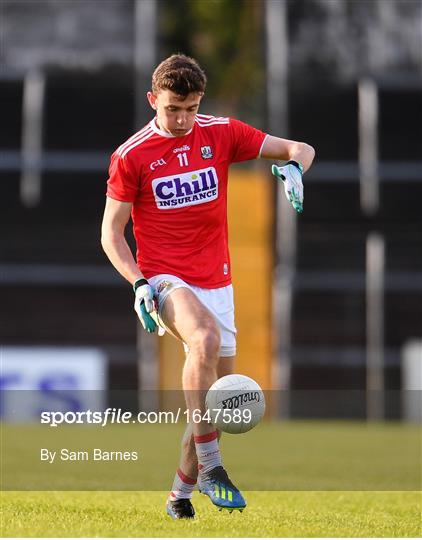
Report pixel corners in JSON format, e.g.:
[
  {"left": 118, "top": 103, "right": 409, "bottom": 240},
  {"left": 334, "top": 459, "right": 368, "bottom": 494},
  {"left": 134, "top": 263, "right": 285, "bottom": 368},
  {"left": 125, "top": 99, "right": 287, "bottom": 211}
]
[{"left": 198, "top": 466, "right": 246, "bottom": 512}]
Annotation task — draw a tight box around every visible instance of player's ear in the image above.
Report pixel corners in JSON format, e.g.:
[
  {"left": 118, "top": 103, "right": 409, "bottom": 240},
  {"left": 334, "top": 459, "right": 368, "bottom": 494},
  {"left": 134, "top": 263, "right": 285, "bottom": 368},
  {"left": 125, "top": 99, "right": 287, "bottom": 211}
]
[{"left": 147, "top": 91, "right": 157, "bottom": 110}]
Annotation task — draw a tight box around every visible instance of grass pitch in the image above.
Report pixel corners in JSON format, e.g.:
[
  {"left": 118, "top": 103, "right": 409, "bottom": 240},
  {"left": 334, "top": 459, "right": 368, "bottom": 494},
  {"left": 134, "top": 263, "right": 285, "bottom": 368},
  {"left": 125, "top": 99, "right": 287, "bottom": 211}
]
[
  {"left": 1, "top": 420, "right": 421, "bottom": 536},
  {"left": 1, "top": 490, "right": 420, "bottom": 537}
]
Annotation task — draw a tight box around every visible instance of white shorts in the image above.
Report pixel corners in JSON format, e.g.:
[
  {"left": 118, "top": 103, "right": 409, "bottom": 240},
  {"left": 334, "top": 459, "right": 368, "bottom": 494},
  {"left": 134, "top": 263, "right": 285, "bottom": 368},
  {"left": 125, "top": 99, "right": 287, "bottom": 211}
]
[{"left": 148, "top": 274, "right": 237, "bottom": 357}]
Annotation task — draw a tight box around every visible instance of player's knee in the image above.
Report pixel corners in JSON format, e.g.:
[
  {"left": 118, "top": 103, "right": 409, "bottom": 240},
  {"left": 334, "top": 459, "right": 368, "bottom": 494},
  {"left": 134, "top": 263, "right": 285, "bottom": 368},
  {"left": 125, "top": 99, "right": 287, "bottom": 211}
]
[{"left": 189, "top": 327, "right": 220, "bottom": 363}]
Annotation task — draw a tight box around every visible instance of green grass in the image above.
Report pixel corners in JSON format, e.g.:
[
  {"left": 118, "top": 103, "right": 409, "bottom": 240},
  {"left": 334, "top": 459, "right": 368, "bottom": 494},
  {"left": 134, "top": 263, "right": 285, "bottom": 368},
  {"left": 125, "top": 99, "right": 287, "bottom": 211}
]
[
  {"left": 1, "top": 490, "right": 420, "bottom": 537},
  {"left": 1, "top": 420, "right": 421, "bottom": 536},
  {"left": 2, "top": 421, "right": 420, "bottom": 490}
]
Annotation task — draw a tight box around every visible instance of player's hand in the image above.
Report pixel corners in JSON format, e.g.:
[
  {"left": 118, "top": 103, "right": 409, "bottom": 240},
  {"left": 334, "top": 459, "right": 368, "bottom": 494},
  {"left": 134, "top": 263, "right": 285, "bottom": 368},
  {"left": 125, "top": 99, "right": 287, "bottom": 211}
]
[
  {"left": 133, "top": 278, "right": 157, "bottom": 333},
  {"left": 271, "top": 160, "right": 304, "bottom": 213}
]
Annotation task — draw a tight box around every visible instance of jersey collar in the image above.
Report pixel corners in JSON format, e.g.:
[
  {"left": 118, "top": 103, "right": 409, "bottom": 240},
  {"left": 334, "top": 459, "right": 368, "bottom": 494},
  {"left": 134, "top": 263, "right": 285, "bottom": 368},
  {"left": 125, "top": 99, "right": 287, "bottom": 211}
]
[{"left": 149, "top": 118, "right": 193, "bottom": 138}]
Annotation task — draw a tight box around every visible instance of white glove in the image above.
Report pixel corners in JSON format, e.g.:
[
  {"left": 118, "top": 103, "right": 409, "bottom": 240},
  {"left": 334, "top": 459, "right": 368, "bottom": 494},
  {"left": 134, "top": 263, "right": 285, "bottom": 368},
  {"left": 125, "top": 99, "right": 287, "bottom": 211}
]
[
  {"left": 133, "top": 278, "right": 157, "bottom": 333},
  {"left": 271, "top": 160, "right": 304, "bottom": 213}
]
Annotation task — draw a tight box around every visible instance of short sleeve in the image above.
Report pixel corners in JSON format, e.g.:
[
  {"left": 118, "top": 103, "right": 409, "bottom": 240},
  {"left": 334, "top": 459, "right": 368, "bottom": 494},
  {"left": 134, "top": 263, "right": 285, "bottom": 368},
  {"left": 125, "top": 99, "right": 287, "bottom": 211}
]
[
  {"left": 228, "top": 118, "right": 268, "bottom": 163},
  {"left": 106, "top": 152, "right": 139, "bottom": 202}
]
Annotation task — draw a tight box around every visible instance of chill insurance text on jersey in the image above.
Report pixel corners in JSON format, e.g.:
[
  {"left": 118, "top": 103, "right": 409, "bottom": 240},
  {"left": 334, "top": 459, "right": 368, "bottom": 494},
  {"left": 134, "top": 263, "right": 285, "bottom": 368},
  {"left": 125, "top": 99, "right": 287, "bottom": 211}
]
[{"left": 107, "top": 113, "right": 267, "bottom": 288}]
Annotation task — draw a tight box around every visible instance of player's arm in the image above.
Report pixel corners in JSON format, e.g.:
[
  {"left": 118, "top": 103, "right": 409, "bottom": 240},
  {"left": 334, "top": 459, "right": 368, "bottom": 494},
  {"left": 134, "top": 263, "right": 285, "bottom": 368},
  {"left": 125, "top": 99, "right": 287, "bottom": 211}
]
[
  {"left": 260, "top": 135, "right": 315, "bottom": 171},
  {"left": 261, "top": 135, "right": 315, "bottom": 213},
  {"left": 101, "top": 197, "right": 142, "bottom": 285},
  {"left": 101, "top": 197, "right": 157, "bottom": 333}
]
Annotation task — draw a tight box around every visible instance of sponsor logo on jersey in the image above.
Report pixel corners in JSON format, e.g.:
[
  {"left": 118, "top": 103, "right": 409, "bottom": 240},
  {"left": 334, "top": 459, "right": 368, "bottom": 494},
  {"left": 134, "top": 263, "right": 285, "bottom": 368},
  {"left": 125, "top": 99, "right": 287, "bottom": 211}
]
[
  {"left": 173, "top": 144, "right": 191, "bottom": 153},
  {"left": 152, "top": 167, "right": 218, "bottom": 209},
  {"left": 201, "top": 145, "right": 213, "bottom": 159},
  {"left": 150, "top": 158, "right": 167, "bottom": 171}
]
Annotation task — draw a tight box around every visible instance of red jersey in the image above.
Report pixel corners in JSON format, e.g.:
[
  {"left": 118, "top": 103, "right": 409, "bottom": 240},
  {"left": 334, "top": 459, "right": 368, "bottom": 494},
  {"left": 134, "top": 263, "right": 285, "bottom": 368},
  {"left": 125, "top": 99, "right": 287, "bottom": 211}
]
[{"left": 106, "top": 114, "right": 267, "bottom": 288}]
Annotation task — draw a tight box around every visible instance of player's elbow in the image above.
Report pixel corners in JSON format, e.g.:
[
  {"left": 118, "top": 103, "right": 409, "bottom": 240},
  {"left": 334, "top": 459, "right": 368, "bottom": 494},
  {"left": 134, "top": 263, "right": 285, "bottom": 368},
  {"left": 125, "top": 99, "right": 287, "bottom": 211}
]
[
  {"left": 100, "top": 230, "right": 111, "bottom": 255},
  {"left": 301, "top": 142, "right": 315, "bottom": 161},
  {"left": 100, "top": 224, "right": 116, "bottom": 254},
  {"left": 298, "top": 142, "right": 315, "bottom": 171}
]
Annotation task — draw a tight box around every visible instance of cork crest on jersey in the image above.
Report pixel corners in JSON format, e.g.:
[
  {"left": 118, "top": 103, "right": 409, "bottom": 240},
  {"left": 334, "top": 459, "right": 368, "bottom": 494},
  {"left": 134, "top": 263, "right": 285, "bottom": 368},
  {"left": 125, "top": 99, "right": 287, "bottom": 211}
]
[{"left": 152, "top": 167, "right": 218, "bottom": 209}]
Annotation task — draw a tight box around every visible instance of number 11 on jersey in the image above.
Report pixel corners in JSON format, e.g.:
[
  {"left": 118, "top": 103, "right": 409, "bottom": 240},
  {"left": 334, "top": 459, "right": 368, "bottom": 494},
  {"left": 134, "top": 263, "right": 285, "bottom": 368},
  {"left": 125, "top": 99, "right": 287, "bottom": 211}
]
[{"left": 177, "top": 152, "right": 189, "bottom": 167}]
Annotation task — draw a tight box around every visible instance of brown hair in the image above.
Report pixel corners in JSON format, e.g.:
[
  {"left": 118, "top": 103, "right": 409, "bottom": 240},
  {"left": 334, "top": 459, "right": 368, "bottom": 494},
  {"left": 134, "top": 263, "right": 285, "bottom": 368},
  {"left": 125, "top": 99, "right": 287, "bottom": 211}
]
[{"left": 151, "top": 54, "right": 207, "bottom": 96}]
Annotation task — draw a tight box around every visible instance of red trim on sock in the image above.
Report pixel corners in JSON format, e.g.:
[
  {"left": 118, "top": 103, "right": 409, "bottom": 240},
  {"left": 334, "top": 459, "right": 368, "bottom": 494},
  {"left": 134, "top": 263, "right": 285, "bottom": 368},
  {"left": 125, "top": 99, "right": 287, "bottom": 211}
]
[
  {"left": 194, "top": 430, "right": 218, "bottom": 444},
  {"left": 177, "top": 468, "right": 197, "bottom": 485}
]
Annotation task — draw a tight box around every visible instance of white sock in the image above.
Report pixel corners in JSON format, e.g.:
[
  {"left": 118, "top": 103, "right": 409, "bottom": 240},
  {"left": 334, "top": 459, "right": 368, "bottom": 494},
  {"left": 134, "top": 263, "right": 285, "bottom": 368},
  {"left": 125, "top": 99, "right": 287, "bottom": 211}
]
[
  {"left": 194, "top": 430, "right": 222, "bottom": 475},
  {"left": 169, "top": 468, "right": 196, "bottom": 501}
]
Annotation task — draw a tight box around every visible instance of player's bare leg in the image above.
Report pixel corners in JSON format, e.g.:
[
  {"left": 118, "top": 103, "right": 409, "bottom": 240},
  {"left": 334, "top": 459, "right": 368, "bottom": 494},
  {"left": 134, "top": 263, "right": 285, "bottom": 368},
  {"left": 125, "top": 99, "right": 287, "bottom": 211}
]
[
  {"left": 160, "top": 287, "right": 221, "bottom": 434},
  {"left": 167, "top": 357, "right": 234, "bottom": 516},
  {"left": 161, "top": 289, "right": 246, "bottom": 514},
  {"left": 161, "top": 287, "right": 221, "bottom": 518}
]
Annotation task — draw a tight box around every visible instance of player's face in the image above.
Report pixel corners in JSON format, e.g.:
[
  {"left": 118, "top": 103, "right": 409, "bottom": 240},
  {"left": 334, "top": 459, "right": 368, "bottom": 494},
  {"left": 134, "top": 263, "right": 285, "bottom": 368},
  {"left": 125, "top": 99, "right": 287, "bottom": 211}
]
[{"left": 147, "top": 90, "right": 203, "bottom": 137}]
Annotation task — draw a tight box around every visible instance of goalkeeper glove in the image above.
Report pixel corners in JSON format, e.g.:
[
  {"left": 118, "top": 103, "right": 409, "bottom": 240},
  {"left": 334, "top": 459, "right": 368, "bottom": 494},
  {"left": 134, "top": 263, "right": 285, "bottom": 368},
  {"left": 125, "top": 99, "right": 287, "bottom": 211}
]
[
  {"left": 133, "top": 278, "right": 157, "bottom": 333},
  {"left": 271, "top": 160, "right": 304, "bottom": 213}
]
